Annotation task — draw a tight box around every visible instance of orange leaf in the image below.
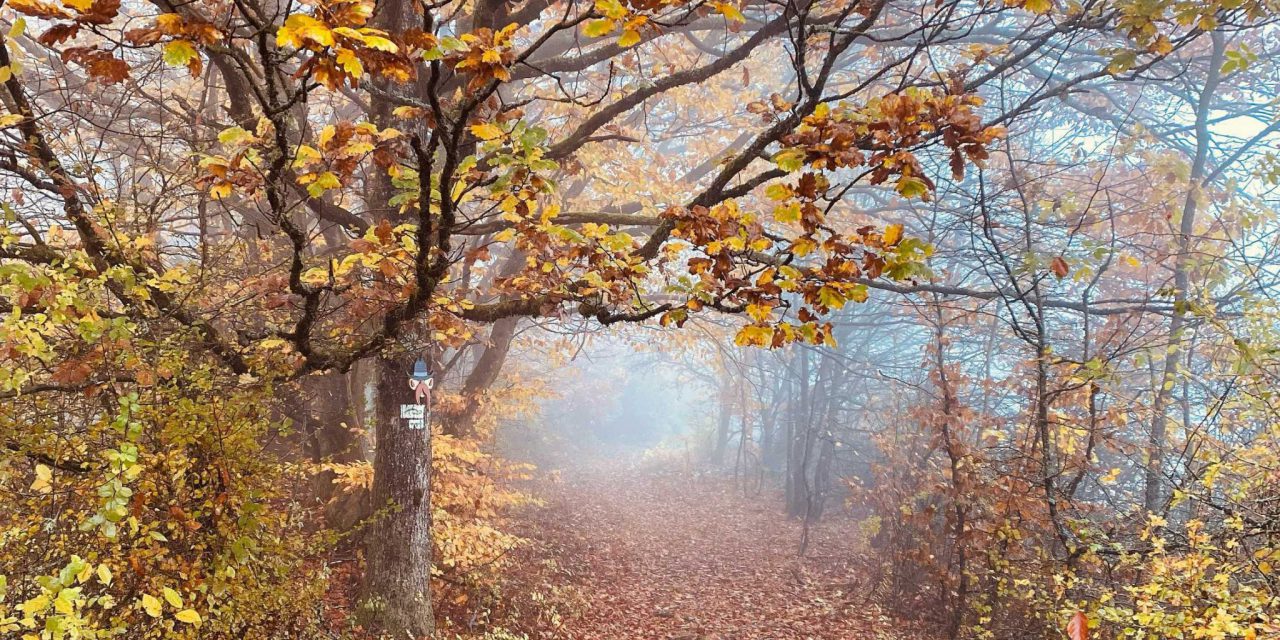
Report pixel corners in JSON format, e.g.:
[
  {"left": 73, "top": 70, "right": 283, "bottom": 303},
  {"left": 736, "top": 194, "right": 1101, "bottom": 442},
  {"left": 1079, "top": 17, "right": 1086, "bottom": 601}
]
[{"left": 1067, "top": 611, "right": 1088, "bottom": 640}]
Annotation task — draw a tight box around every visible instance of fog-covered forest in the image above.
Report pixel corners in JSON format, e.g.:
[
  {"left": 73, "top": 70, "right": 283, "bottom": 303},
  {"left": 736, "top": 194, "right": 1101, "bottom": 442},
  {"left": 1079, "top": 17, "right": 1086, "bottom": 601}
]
[{"left": 1, "top": 0, "right": 1279, "bottom": 637}]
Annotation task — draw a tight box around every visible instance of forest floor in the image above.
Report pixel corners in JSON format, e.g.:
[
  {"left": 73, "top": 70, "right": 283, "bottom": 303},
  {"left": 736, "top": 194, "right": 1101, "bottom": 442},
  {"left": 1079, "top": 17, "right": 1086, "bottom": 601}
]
[{"left": 498, "top": 462, "right": 924, "bottom": 640}]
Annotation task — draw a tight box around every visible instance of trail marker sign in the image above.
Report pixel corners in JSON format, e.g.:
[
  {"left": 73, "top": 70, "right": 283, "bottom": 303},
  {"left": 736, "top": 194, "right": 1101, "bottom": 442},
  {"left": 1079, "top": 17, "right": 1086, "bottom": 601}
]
[{"left": 400, "top": 404, "right": 426, "bottom": 430}]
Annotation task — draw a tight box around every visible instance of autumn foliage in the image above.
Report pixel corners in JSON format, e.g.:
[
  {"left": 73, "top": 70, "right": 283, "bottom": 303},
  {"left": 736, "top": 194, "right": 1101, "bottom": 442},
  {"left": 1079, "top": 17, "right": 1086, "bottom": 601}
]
[{"left": 2, "top": 0, "right": 1280, "bottom": 636}]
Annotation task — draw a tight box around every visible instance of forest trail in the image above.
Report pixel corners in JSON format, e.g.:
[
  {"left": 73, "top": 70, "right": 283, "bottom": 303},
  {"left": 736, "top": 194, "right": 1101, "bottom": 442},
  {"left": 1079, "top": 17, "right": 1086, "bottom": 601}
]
[{"left": 515, "top": 464, "right": 918, "bottom": 640}]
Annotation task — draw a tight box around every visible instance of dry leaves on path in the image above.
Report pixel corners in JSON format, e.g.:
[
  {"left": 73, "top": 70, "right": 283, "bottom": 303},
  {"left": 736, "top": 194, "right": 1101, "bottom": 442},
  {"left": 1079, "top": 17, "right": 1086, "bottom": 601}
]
[{"left": 510, "top": 464, "right": 925, "bottom": 640}]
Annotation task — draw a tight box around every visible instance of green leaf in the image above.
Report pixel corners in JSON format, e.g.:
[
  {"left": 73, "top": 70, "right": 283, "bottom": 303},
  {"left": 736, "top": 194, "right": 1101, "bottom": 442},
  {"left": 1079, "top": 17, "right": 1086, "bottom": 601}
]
[
  {"left": 772, "top": 148, "right": 806, "bottom": 172},
  {"left": 438, "top": 36, "right": 466, "bottom": 53},
  {"left": 162, "top": 40, "right": 199, "bottom": 68},
  {"left": 764, "top": 183, "right": 792, "bottom": 201},
  {"left": 773, "top": 202, "right": 801, "bottom": 224},
  {"left": 895, "top": 176, "right": 929, "bottom": 200},
  {"left": 1106, "top": 50, "right": 1137, "bottom": 75}
]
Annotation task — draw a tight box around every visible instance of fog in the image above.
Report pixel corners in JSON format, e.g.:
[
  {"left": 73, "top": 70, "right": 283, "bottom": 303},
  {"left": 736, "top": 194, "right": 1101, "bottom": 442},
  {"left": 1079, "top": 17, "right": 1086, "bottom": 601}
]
[{"left": 500, "top": 329, "right": 717, "bottom": 468}]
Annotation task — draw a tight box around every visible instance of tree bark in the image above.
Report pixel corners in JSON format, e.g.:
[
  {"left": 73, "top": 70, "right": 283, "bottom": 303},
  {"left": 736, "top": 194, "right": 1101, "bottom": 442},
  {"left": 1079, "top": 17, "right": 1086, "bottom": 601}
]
[{"left": 359, "top": 353, "right": 435, "bottom": 638}]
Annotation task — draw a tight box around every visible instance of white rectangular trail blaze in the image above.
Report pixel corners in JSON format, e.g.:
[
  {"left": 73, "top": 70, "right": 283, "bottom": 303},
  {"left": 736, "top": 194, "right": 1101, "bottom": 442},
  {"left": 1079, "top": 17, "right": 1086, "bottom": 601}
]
[{"left": 400, "top": 404, "right": 426, "bottom": 430}]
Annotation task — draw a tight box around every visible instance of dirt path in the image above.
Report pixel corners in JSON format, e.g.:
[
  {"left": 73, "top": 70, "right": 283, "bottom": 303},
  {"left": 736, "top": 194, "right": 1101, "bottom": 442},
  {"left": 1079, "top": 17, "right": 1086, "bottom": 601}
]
[{"left": 516, "top": 465, "right": 915, "bottom": 640}]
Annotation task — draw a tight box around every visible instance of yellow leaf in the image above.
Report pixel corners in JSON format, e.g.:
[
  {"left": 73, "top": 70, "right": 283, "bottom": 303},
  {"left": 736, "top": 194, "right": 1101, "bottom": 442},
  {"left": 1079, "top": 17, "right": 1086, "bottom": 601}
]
[
  {"left": 30, "top": 464, "right": 51, "bottom": 494},
  {"left": 175, "top": 609, "right": 202, "bottom": 624},
  {"left": 617, "top": 28, "right": 641, "bottom": 48},
  {"left": 61, "top": 0, "right": 91, "bottom": 11},
  {"left": 469, "top": 123, "right": 503, "bottom": 141},
  {"left": 583, "top": 19, "right": 614, "bottom": 38},
  {"left": 76, "top": 560, "right": 93, "bottom": 584},
  {"left": 773, "top": 202, "right": 800, "bottom": 224},
  {"left": 818, "top": 286, "right": 845, "bottom": 310},
  {"left": 1151, "top": 35, "right": 1172, "bottom": 56},
  {"left": 96, "top": 564, "right": 112, "bottom": 586},
  {"left": 772, "top": 148, "right": 806, "bottom": 172},
  {"left": 318, "top": 124, "right": 337, "bottom": 148},
  {"left": 141, "top": 594, "right": 163, "bottom": 618},
  {"left": 306, "top": 172, "right": 342, "bottom": 198},
  {"left": 764, "top": 183, "right": 791, "bottom": 201},
  {"left": 162, "top": 587, "right": 183, "bottom": 608},
  {"left": 19, "top": 593, "right": 49, "bottom": 615},
  {"left": 882, "top": 223, "right": 903, "bottom": 246},
  {"left": 217, "top": 126, "right": 256, "bottom": 146},
  {"left": 734, "top": 325, "right": 772, "bottom": 347},
  {"left": 335, "top": 48, "right": 363, "bottom": 77},
  {"left": 715, "top": 2, "right": 746, "bottom": 22},
  {"left": 392, "top": 106, "right": 425, "bottom": 119},
  {"left": 292, "top": 144, "right": 322, "bottom": 168},
  {"left": 594, "top": 0, "right": 628, "bottom": 19},
  {"left": 746, "top": 303, "right": 772, "bottom": 323},
  {"left": 277, "top": 14, "right": 333, "bottom": 49},
  {"left": 360, "top": 34, "right": 398, "bottom": 52},
  {"left": 790, "top": 237, "right": 816, "bottom": 257}
]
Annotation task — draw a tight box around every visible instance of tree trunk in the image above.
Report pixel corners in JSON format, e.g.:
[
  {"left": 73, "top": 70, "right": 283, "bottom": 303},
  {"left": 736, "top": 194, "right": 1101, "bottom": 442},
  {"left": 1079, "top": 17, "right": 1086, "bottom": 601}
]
[
  {"left": 811, "top": 436, "right": 834, "bottom": 521},
  {"left": 360, "top": 353, "right": 435, "bottom": 638},
  {"left": 1145, "top": 31, "right": 1223, "bottom": 513},
  {"left": 787, "top": 348, "right": 812, "bottom": 518},
  {"left": 442, "top": 316, "right": 518, "bottom": 437},
  {"left": 712, "top": 380, "right": 731, "bottom": 466}
]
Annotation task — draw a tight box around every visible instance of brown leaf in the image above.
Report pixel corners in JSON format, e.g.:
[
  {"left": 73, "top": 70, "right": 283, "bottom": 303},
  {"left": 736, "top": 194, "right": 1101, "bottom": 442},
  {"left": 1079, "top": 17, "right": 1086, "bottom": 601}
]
[
  {"left": 1050, "top": 256, "right": 1070, "bottom": 279},
  {"left": 38, "top": 23, "right": 80, "bottom": 47},
  {"left": 1067, "top": 611, "right": 1088, "bottom": 640}
]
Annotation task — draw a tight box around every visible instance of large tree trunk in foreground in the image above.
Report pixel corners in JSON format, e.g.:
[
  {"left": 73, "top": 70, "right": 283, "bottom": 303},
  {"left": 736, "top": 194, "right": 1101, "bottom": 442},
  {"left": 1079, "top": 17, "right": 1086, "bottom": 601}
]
[{"left": 360, "top": 353, "right": 435, "bottom": 637}]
